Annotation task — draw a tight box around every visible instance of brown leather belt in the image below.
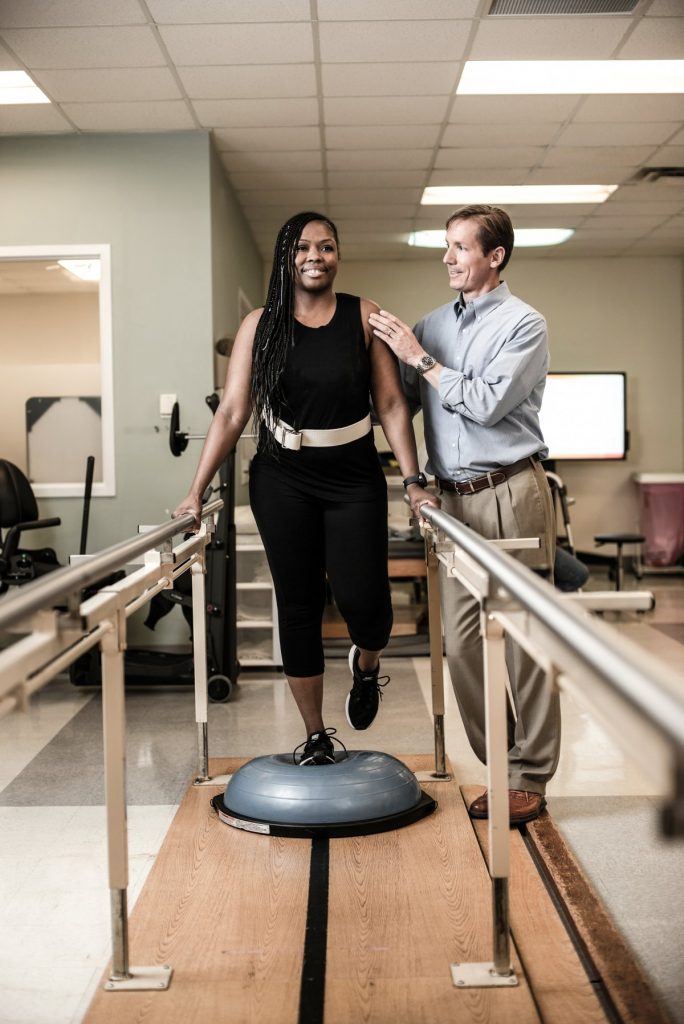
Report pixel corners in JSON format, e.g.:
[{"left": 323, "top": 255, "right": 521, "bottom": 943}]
[{"left": 437, "top": 455, "right": 540, "bottom": 496}]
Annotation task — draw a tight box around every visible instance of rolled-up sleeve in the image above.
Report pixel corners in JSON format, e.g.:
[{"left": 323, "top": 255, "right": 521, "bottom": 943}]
[{"left": 438, "top": 311, "right": 548, "bottom": 427}]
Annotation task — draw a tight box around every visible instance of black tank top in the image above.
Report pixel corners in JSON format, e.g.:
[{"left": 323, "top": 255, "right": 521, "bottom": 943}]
[{"left": 252, "top": 293, "right": 386, "bottom": 502}]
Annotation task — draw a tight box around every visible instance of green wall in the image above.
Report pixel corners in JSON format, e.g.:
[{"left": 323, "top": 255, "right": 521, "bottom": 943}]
[{"left": 0, "top": 131, "right": 263, "bottom": 643}]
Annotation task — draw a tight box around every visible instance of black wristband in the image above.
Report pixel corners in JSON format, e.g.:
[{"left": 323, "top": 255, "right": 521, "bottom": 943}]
[{"left": 403, "top": 472, "right": 428, "bottom": 489}]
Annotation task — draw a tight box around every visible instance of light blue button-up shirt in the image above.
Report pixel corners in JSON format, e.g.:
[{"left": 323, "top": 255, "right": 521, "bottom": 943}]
[{"left": 401, "top": 281, "right": 549, "bottom": 481}]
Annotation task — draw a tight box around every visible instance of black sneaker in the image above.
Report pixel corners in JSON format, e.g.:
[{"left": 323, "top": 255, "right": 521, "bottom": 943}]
[
  {"left": 345, "top": 645, "right": 389, "bottom": 730},
  {"left": 294, "top": 727, "right": 344, "bottom": 766}
]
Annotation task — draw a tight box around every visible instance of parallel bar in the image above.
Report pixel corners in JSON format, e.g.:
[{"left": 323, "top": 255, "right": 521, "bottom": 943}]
[
  {"left": 426, "top": 542, "right": 449, "bottom": 777},
  {"left": 0, "top": 499, "right": 223, "bottom": 633},
  {"left": 420, "top": 506, "right": 684, "bottom": 759},
  {"left": 191, "top": 559, "right": 209, "bottom": 780}
]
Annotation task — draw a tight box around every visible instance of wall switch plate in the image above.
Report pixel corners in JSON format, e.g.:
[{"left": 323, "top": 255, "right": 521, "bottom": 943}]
[{"left": 159, "top": 393, "right": 176, "bottom": 417}]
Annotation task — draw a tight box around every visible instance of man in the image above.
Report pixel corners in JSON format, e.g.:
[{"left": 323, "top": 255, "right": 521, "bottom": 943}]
[{"left": 369, "top": 205, "right": 559, "bottom": 825}]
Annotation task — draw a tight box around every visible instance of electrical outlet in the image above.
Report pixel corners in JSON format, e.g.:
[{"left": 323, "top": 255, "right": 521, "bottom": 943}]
[{"left": 159, "top": 393, "right": 176, "bottom": 417}]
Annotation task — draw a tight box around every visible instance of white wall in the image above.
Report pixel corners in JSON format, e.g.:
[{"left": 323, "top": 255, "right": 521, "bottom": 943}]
[{"left": 335, "top": 255, "right": 684, "bottom": 552}]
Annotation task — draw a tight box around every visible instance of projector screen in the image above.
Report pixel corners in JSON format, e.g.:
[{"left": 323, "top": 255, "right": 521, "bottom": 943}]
[{"left": 539, "top": 372, "right": 627, "bottom": 461}]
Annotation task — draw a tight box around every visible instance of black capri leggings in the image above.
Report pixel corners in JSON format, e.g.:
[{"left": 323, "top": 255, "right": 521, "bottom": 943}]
[{"left": 249, "top": 470, "right": 393, "bottom": 678}]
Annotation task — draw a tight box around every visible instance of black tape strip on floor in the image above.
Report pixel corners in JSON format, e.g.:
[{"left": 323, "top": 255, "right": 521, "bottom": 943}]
[{"left": 299, "top": 835, "right": 330, "bottom": 1024}]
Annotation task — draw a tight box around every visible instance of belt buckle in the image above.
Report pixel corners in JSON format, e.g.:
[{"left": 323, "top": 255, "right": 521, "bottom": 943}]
[{"left": 280, "top": 426, "right": 302, "bottom": 451}]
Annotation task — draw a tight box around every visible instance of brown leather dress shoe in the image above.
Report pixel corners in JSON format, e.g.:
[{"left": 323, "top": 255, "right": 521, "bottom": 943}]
[{"left": 468, "top": 789, "right": 547, "bottom": 825}]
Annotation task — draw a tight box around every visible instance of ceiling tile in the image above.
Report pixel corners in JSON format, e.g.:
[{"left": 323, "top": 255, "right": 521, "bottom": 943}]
[
  {"left": 177, "top": 64, "right": 316, "bottom": 99},
  {"left": 328, "top": 188, "right": 421, "bottom": 205},
  {"left": 609, "top": 182, "right": 684, "bottom": 202},
  {"left": 527, "top": 166, "right": 637, "bottom": 184},
  {"left": 574, "top": 95, "right": 684, "bottom": 123},
  {"left": 230, "top": 170, "right": 324, "bottom": 190},
  {"left": 318, "top": 20, "right": 470, "bottom": 63},
  {"left": 327, "top": 204, "right": 418, "bottom": 220},
  {"left": 645, "top": 0, "right": 683, "bottom": 13},
  {"left": 147, "top": 0, "right": 310, "bottom": 22},
  {"left": 645, "top": 217, "right": 684, "bottom": 235},
  {"left": 193, "top": 97, "right": 318, "bottom": 128},
  {"left": 470, "top": 17, "right": 630, "bottom": 60},
  {"left": 0, "top": 104, "right": 74, "bottom": 132},
  {"left": 646, "top": 145, "right": 684, "bottom": 166},
  {"left": 240, "top": 189, "right": 326, "bottom": 206},
  {"left": 325, "top": 125, "right": 440, "bottom": 149},
  {"left": 442, "top": 122, "right": 560, "bottom": 147},
  {"left": 328, "top": 170, "right": 426, "bottom": 188},
  {"left": 598, "top": 198, "right": 684, "bottom": 215},
  {"left": 428, "top": 168, "right": 532, "bottom": 185},
  {"left": 333, "top": 218, "right": 414, "bottom": 232},
  {"left": 35, "top": 67, "right": 181, "bottom": 102},
  {"left": 322, "top": 62, "right": 457, "bottom": 97},
  {"left": 221, "top": 150, "right": 323, "bottom": 172},
  {"left": 61, "top": 100, "right": 195, "bottom": 131},
  {"left": 213, "top": 126, "right": 321, "bottom": 151},
  {"left": 0, "top": 26, "right": 164, "bottom": 68},
  {"left": 666, "top": 128, "right": 684, "bottom": 146},
  {"left": 449, "top": 95, "right": 579, "bottom": 124},
  {"left": 617, "top": 17, "right": 684, "bottom": 58},
  {"left": 0, "top": 0, "right": 147, "bottom": 27},
  {"left": 434, "top": 146, "right": 544, "bottom": 168},
  {"left": 0, "top": 41, "right": 21, "bottom": 69},
  {"left": 542, "top": 145, "right": 655, "bottom": 167},
  {"left": 556, "top": 121, "right": 679, "bottom": 147},
  {"left": 324, "top": 95, "right": 447, "bottom": 126},
  {"left": 318, "top": 0, "right": 478, "bottom": 18},
  {"left": 588, "top": 214, "right": 670, "bottom": 230},
  {"left": 326, "top": 148, "right": 432, "bottom": 170},
  {"left": 159, "top": 23, "right": 314, "bottom": 65}
]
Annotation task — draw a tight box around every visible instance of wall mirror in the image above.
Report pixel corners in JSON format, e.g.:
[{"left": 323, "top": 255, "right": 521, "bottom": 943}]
[{"left": 0, "top": 244, "right": 115, "bottom": 497}]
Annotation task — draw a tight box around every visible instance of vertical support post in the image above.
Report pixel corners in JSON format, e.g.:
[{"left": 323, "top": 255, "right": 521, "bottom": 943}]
[
  {"left": 426, "top": 543, "right": 449, "bottom": 779},
  {"left": 482, "top": 612, "right": 513, "bottom": 977},
  {"left": 191, "top": 546, "right": 209, "bottom": 782},
  {"left": 100, "top": 598, "right": 173, "bottom": 992},
  {"left": 100, "top": 610, "right": 131, "bottom": 982}
]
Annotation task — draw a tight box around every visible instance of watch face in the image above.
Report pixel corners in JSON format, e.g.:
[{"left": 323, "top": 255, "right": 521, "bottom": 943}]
[{"left": 417, "top": 355, "right": 435, "bottom": 374}]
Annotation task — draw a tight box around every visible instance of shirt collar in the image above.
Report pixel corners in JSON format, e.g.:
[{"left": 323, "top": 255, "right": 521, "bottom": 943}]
[{"left": 455, "top": 280, "right": 510, "bottom": 320}]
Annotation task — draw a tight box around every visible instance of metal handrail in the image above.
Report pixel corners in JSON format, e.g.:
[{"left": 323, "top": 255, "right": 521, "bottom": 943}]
[
  {"left": 0, "top": 498, "right": 223, "bottom": 633},
  {"left": 421, "top": 504, "right": 684, "bottom": 755}
]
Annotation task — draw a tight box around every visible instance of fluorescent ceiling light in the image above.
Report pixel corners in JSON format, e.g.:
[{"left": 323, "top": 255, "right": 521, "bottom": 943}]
[
  {"left": 0, "top": 70, "right": 50, "bottom": 105},
  {"left": 458, "top": 60, "right": 684, "bottom": 95},
  {"left": 408, "top": 229, "right": 574, "bottom": 248},
  {"left": 57, "top": 259, "right": 101, "bottom": 282},
  {"left": 422, "top": 185, "right": 617, "bottom": 205}
]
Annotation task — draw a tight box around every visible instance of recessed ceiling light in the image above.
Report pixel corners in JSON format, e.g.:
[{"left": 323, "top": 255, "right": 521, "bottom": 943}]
[
  {"left": 421, "top": 185, "right": 617, "bottom": 205},
  {"left": 458, "top": 60, "right": 684, "bottom": 95},
  {"left": 0, "top": 70, "right": 50, "bottom": 105},
  {"left": 57, "top": 259, "right": 101, "bottom": 282},
  {"left": 408, "top": 229, "right": 574, "bottom": 248}
]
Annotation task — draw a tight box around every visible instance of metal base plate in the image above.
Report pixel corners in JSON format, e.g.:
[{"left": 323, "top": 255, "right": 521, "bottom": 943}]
[
  {"left": 194, "top": 773, "right": 232, "bottom": 787},
  {"left": 414, "top": 770, "right": 452, "bottom": 783},
  {"left": 451, "top": 962, "right": 518, "bottom": 988},
  {"left": 105, "top": 965, "right": 173, "bottom": 991}
]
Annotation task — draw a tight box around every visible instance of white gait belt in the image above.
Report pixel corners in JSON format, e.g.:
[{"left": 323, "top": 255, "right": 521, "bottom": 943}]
[{"left": 268, "top": 413, "right": 371, "bottom": 451}]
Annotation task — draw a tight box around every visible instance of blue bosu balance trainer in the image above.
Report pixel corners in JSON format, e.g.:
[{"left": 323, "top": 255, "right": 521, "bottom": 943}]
[{"left": 211, "top": 750, "right": 437, "bottom": 838}]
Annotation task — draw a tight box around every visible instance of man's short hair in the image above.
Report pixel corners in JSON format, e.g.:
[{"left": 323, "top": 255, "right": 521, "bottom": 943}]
[{"left": 446, "top": 205, "right": 514, "bottom": 272}]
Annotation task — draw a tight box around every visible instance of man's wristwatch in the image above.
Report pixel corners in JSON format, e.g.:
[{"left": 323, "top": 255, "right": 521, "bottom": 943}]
[
  {"left": 403, "top": 472, "right": 428, "bottom": 490},
  {"left": 414, "top": 353, "right": 436, "bottom": 376}
]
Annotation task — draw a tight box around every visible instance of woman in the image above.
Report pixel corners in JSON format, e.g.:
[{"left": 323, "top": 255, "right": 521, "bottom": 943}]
[{"left": 174, "top": 211, "right": 433, "bottom": 765}]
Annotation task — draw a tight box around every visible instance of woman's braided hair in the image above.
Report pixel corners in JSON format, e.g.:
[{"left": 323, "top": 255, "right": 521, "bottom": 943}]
[{"left": 251, "top": 210, "right": 340, "bottom": 456}]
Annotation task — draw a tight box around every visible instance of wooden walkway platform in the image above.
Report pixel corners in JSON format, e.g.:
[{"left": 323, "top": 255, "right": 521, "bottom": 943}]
[{"left": 84, "top": 756, "right": 666, "bottom": 1024}]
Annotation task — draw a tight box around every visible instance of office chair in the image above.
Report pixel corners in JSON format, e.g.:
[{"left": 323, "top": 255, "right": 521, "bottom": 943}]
[{"left": 0, "top": 459, "right": 61, "bottom": 594}]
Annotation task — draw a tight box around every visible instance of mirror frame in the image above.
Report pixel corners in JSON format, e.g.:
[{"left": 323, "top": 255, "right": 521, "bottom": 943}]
[{"left": 0, "top": 243, "right": 115, "bottom": 497}]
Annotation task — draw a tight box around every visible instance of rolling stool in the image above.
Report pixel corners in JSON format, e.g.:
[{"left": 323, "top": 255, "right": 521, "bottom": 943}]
[{"left": 594, "top": 532, "right": 645, "bottom": 590}]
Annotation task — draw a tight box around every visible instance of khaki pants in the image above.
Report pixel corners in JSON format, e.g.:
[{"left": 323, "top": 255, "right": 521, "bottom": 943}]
[{"left": 439, "top": 460, "right": 560, "bottom": 794}]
